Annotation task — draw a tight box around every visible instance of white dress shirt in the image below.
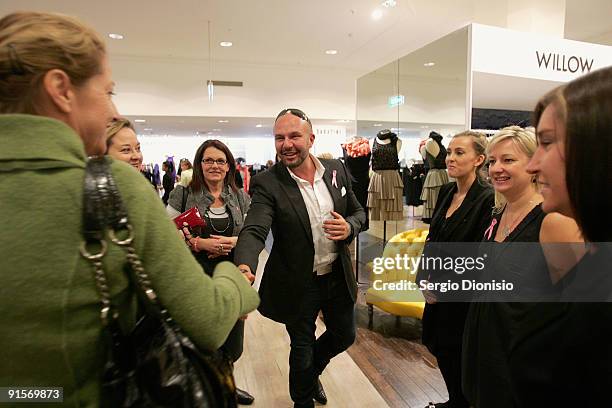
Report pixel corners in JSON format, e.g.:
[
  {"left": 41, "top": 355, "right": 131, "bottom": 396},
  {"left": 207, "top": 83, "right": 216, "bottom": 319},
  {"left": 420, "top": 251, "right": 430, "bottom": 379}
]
[{"left": 287, "top": 155, "right": 338, "bottom": 275}]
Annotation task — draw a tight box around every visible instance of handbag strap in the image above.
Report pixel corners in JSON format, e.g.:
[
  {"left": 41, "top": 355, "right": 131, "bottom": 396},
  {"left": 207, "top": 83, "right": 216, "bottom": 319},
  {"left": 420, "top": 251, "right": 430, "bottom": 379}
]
[{"left": 79, "top": 156, "right": 176, "bottom": 330}]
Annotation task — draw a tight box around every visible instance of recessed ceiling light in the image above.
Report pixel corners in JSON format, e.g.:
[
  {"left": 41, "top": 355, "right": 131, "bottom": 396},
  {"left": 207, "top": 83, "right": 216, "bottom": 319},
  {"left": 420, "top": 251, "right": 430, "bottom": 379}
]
[
  {"left": 207, "top": 132, "right": 214, "bottom": 135},
  {"left": 134, "top": 119, "right": 146, "bottom": 123},
  {"left": 373, "top": 123, "right": 382, "bottom": 127},
  {"left": 325, "top": 49, "right": 338, "bottom": 55},
  {"left": 424, "top": 62, "right": 436, "bottom": 67},
  {"left": 218, "top": 120, "right": 229, "bottom": 123},
  {"left": 255, "top": 124, "right": 263, "bottom": 128},
  {"left": 143, "top": 128, "right": 153, "bottom": 131},
  {"left": 108, "top": 33, "right": 124, "bottom": 40},
  {"left": 381, "top": 0, "right": 397, "bottom": 8},
  {"left": 372, "top": 9, "right": 383, "bottom": 20},
  {"left": 219, "top": 41, "right": 233, "bottom": 47},
  {"left": 213, "top": 128, "right": 221, "bottom": 131}
]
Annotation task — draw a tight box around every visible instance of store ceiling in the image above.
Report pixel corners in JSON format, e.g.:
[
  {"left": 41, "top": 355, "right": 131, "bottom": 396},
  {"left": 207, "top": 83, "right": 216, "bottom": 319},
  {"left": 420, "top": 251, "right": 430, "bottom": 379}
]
[
  {"left": 1, "top": 0, "right": 610, "bottom": 137},
  {"left": 2, "top": 0, "right": 609, "bottom": 74}
]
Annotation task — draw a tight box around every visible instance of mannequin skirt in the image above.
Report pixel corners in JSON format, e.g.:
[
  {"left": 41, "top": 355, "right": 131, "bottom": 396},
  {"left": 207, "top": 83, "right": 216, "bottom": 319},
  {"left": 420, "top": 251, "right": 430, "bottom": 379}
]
[
  {"left": 420, "top": 169, "right": 449, "bottom": 219},
  {"left": 367, "top": 169, "right": 404, "bottom": 221}
]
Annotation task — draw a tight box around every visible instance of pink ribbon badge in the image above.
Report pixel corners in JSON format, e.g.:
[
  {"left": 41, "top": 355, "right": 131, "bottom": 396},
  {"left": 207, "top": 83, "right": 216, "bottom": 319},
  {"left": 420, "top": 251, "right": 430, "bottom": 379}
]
[
  {"left": 332, "top": 170, "right": 338, "bottom": 188},
  {"left": 484, "top": 218, "right": 497, "bottom": 240}
]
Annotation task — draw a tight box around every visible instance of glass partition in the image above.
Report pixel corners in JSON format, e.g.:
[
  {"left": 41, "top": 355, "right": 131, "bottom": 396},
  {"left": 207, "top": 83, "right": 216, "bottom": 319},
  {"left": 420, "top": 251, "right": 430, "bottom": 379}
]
[{"left": 357, "top": 26, "right": 469, "bottom": 164}]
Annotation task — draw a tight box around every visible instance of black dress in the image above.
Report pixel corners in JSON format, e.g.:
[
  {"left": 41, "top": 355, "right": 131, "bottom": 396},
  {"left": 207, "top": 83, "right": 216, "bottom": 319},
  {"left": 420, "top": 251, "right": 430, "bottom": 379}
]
[
  {"left": 508, "top": 245, "right": 612, "bottom": 407},
  {"left": 462, "top": 204, "right": 557, "bottom": 408},
  {"left": 417, "top": 179, "right": 494, "bottom": 408}
]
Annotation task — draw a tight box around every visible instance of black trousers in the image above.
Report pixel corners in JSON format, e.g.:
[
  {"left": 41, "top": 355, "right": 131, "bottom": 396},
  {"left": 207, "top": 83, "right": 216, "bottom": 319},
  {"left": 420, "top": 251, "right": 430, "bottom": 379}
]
[
  {"left": 285, "top": 267, "right": 356, "bottom": 407},
  {"left": 220, "top": 319, "right": 244, "bottom": 363}
]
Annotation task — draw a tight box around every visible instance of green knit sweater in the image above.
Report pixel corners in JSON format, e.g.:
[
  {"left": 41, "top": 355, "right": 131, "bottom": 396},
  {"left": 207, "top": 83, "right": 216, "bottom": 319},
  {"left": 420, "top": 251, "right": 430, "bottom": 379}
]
[{"left": 0, "top": 114, "right": 259, "bottom": 407}]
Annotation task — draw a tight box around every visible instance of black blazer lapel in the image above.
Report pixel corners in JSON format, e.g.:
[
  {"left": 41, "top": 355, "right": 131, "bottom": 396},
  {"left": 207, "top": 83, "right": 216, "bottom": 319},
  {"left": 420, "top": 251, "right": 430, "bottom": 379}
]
[
  {"left": 322, "top": 162, "right": 344, "bottom": 214},
  {"left": 440, "top": 180, "right": 486, "bottom": 239},
  {"left": 276, "top": 164, "right": 314, "bottom": 245}
]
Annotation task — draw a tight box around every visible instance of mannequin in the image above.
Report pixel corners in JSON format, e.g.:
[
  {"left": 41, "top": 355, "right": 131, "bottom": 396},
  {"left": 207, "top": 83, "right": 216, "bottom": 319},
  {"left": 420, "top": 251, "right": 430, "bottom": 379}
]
[
  {"left": 367, "top": 129, "right": 404, "bottom": 222},
  {"left": 420, "top": 131, "right": 449, "bottom": 222}
]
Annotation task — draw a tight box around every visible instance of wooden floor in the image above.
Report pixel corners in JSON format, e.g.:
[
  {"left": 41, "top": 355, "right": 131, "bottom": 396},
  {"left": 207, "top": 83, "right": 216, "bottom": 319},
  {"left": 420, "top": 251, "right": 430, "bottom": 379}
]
[
  {"left": 234, "top": 311, "right": 389, "bottom": 407},
  {"left": 237, "top": 206, "right": 449, "bottom": 407}
]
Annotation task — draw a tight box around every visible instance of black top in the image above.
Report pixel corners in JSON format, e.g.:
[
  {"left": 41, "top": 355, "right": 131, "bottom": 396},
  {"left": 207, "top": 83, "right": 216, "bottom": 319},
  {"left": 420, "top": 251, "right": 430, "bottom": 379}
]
[
  {"left": 371, "top": 138, "right": 400, "bottom": 171},
  {"left": 462, "top": 204, "right": 554, "bottom": 408},
  {"left": 195, "top": 206, "right": 234, "bottom": 276},
  {"left": 508, "top": 246, "right": 612, "bottom": 408},
  {"left": 418, "top": 179, "right": 494, "bottom": 353}
]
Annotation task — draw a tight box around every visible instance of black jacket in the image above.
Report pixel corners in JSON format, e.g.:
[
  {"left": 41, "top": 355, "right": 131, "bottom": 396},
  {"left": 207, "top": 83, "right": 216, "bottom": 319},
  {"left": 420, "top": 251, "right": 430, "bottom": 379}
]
[
  {"left": 234, "top": 158, "right": 366, "bottom": 324},
  {"left": 419, "top": 179, "right": 494, "bottom": 352}
]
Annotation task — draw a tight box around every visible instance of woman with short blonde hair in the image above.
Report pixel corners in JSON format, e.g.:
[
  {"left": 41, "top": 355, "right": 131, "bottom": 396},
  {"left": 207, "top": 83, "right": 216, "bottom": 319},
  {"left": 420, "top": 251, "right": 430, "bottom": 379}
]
[{"left": 105, "top": 117, "right": 143, "bottom": 170}]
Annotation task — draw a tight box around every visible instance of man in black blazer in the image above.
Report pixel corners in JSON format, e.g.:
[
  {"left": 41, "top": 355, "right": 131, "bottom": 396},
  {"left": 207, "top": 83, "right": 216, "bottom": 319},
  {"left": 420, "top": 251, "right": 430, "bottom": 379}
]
[{"left": 235, "top": 108, "right": 365, "bottom": 408}]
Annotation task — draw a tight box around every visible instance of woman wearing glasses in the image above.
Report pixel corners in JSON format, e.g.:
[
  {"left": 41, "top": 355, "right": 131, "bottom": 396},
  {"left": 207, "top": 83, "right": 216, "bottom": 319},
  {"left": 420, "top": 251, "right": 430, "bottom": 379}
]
[{"left": 166, "top": 139, "right": 255, "bottom": 405}]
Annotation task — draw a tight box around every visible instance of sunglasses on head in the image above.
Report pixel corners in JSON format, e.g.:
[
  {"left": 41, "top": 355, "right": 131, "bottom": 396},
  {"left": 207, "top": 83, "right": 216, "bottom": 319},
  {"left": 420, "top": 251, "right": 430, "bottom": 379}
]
[{"left": 275, "top": 108, "right": 312, "bottom": 126}]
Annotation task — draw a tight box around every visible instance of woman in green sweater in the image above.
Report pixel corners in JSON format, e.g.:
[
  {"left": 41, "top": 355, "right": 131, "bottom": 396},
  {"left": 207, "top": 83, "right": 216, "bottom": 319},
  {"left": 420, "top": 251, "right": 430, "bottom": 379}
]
[{"left": 0, "top": 11, "right": 259, "bottom": 407}]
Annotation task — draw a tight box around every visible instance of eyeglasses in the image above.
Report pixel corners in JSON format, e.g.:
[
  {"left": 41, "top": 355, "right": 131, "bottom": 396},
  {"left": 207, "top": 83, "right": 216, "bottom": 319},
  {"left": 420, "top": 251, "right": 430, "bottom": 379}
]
[
  {"left": 202, "top": 158, "right": 227, "bottom": 166},
  {"left": 275, "top": 108, "right": 311, "bottom": 126}
]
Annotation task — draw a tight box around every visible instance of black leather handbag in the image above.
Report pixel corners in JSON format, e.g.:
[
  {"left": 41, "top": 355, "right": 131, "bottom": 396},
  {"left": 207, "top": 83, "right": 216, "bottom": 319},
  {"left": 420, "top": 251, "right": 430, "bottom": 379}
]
[{"left": 79, "top": 156, "right": 237, "bottom": 408}]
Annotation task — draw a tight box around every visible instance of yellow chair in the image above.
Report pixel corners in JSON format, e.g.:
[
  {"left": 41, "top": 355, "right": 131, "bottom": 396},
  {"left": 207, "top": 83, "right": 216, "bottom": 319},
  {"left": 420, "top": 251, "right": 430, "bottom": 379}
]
[{"left": 366, "top": 228, "right": 428, "bottom": 328}]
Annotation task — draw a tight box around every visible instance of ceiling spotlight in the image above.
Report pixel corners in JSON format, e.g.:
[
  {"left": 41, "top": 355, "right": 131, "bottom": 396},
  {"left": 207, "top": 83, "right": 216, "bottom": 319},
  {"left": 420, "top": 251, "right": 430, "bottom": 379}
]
[
  {"left": 372, "top": 9, "right": 383, "bottom": 20},
  {"left": 219, "top": 41, "right": 233, "bottom": 47},
  {"left": 108, "top": 33, "right": 124, "bottom": 40},
  {"left": 325, "top": 49, "right": 338, "bottom": 55},
  {"left": 255, "top": 124, "right": 263, "bottom": 128},
  {"left": 373, "top": 123, "right": 382, "bottom": 127},
  {"left": 218, "top": 120, "right": 229, "bottom": 123},
  {"left": 424, "top": 62, "right": 436, "bottom": 67},
  {"left": 134, "top": 119, "right": 146, "bottom": 123}
]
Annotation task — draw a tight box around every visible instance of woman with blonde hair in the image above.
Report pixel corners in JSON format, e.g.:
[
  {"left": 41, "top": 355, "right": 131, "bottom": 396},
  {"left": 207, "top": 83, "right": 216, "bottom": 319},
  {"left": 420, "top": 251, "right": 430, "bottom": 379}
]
[
  {"left": 177, "top": 158, "right": 194, "bottom": 187},
  {"left": 105, "top": 117, "right": 143, "bottom": 170},
  {"left": 417, "top": 131, "right": 494, "bottom": 408},
  {"left": 462, "top": 126, "right": 581, "bottom": 408},
  {"left": 0, "top": 11, "right": 258, "bottom": 406}
]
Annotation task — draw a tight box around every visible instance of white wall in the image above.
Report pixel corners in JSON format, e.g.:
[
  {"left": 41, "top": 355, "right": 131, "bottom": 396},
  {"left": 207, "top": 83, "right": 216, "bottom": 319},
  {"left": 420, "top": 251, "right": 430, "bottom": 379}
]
[{"left": 110, "top": 56, "right": 359, "bottom": 120}]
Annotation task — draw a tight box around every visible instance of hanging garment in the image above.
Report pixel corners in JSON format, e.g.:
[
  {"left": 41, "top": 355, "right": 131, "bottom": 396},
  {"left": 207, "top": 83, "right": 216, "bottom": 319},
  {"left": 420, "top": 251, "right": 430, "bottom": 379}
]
[{"left": 342, "top": 144, "right": 371, "bottom": 232}]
